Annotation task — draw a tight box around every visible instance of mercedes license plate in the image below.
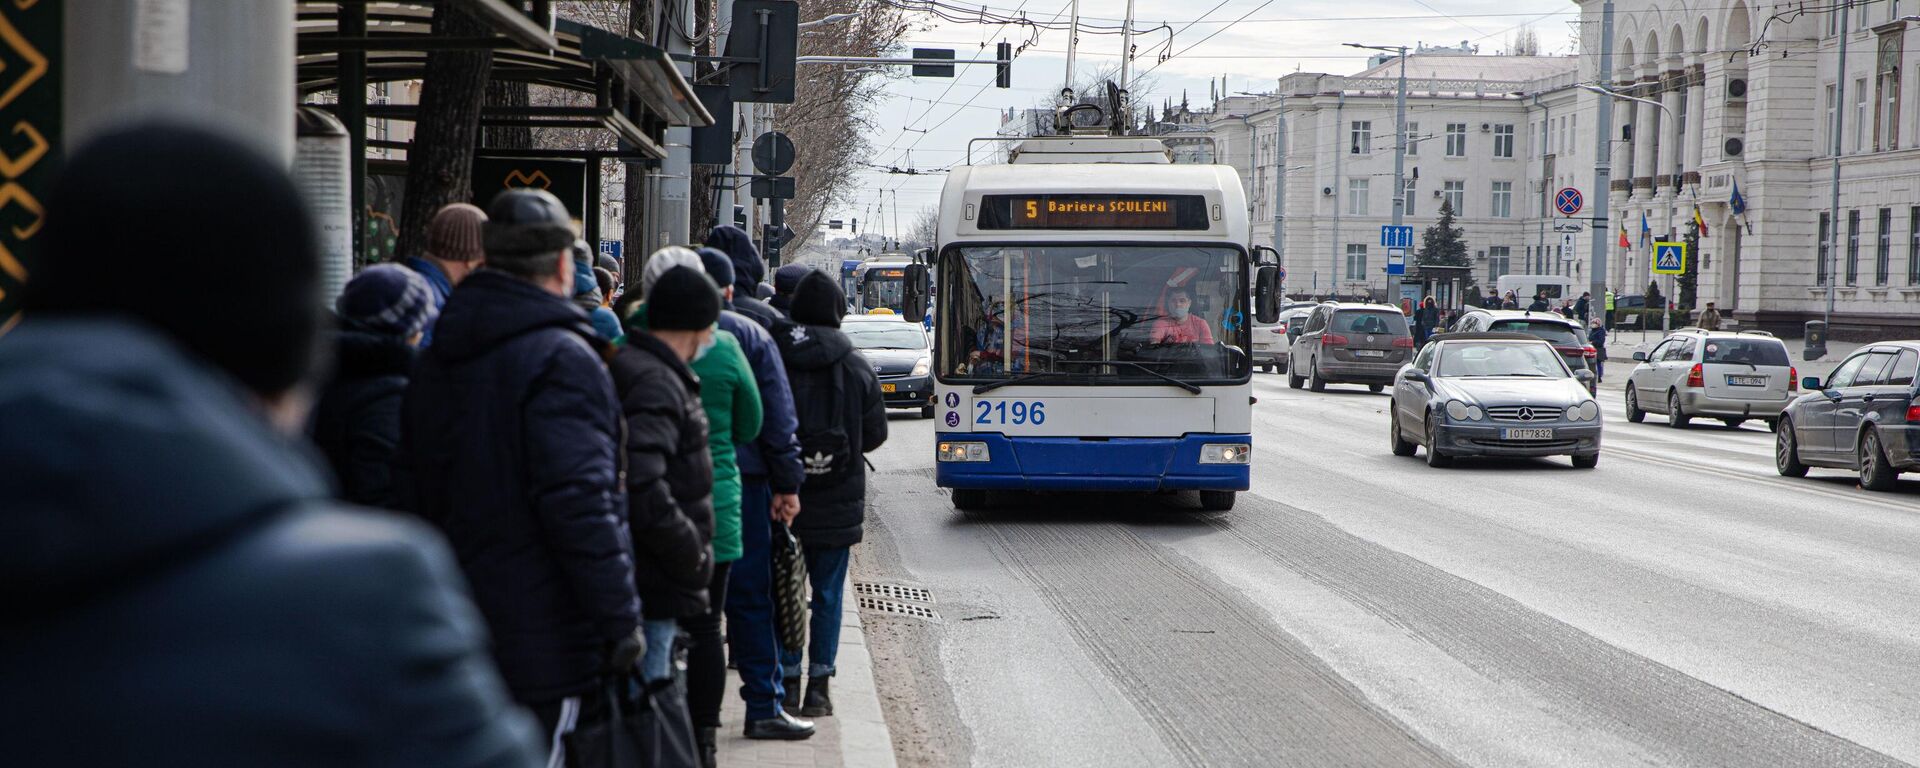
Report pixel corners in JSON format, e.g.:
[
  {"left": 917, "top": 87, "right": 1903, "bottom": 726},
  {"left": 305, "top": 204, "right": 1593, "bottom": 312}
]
[
  {"left": 1354, "top": 349, "right": 1385, "bottom": 358},
  {"left": 881, "top": 383, "right": 897, "bottom": 393},
  {"left": 1502, "top": 428, "right": 1554, "bottom": 440},
  {"left": 1726, "top": 375, "right": 1766, "bottom": 387}
]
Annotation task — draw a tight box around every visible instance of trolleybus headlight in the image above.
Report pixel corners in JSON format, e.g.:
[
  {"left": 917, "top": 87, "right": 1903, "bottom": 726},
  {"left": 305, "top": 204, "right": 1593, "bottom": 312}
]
[
  {"left": 937, "top": 441, "right": 991, "bottom": 462},
  {"left": 911, "top": 356, "right": 931, "bottom": 377},
  {"left": 1200, "top": 443, "right": 1252, "bottom": 464},
  {"left": 1445, "top": 400, "right": 1481, "bottom": 421}
]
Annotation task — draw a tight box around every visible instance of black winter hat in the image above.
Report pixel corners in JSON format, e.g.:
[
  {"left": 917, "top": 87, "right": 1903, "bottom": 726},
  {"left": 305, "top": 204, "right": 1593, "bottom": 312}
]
[
  {"left": 789, "top": 270, "right": 845, "bottom": 328},
  {"left": 484, "top": 188, "right": 575, "bottom": 271},
  {"left": 31, "top": 122, "right": 324, "bottom": 396},
  {"left": 647, "top": 266, "right": 722, "bottom": 330},
  {"left": 695, "top": 246, "right": 735, "bottom": 292}
]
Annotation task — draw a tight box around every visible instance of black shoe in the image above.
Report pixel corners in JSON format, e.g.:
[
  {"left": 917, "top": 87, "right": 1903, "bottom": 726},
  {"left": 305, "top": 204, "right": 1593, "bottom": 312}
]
[
  {"left": 781, "top": 676, "right": 801, "bottom": 712},
  {"left": 800, "top": 676, "right": 833, "bottom": 717},
  {"left": 695, "top": 726, "right": 717, "bottom": 768},
  {"left": 744, "top": 710, "right": 816, "bottom": 740}
]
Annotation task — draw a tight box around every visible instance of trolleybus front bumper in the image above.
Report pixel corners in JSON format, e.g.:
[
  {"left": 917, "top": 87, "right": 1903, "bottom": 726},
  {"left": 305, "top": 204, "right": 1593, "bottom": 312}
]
[{"left": 934, "top": 433, "right": 1251, "bottom": 492}]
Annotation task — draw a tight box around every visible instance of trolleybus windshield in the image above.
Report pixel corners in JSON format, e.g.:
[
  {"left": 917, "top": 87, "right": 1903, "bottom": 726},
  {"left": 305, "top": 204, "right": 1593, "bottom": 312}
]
[
  {"left": 938, "top": 245, "right": 1248, "bottom": 384},
  {"left": 861, "top": 268, "right": 907, "bottom": 312}
]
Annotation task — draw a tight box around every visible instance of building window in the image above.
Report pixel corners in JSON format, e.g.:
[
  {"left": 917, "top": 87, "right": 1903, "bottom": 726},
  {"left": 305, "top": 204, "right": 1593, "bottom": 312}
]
[
  {"left": 1857, "top": 78, "right": 1870, "bottom": 154},
  {"left": 1877, "top": 31, "right": 1903, "bottom": 152},
  {"left": 1488, "top": 245, "right": 1511, "bottom": 282},
  {"left": 1909, "top": 207, "right": 1920, "bottom": 285},
  {"left": 1446, "top": 123, "right": 1467, "bottom": 157},
  {"left": 1406, "top": 122, "right": 1419, "bottom": 156},
  {"left": 1879, "top": 208, "right": 1893, "bottom": 285},
  {"left": 1402, "top": 178, "right": 1416, "bottom": 217},
  {"left": 1443, "top": 180, "right": 1465, "bottom": 216},
  {"left": 1825, "top": 83, "right": 1838, "bottom": 154},
  {"left": 1493, "top": 124, "right": 1515, "bottom": 158},
  {"left": 1347, "top": 178, "right": 1370, "bottom": 216},
  {"left": 1351, "top": 121, "right": 1372, "bottom": 154},
  {"left": 1346, "top": 244, "right": 1368, "bottom": 280},
  {"left": 1490, "top": 181, "right": 1512, "bottom": 218},
  {"left": 1848, "top": 209, "right": 1862, "bottom": 285},
  {"left": 1818, "top": 211, "right": 1831, "bottom": 286}
]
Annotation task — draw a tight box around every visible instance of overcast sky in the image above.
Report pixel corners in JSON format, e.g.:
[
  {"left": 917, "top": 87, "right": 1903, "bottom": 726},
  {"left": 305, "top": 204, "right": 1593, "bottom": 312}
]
[{"left": 818, "top": 0, "right": 1575, "bottom": 239}]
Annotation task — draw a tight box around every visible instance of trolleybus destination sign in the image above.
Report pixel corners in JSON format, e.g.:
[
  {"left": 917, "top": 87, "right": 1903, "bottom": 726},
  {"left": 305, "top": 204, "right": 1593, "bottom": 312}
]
[{"left": 978, "top": 194, "right": 1210, "bottom": 230}]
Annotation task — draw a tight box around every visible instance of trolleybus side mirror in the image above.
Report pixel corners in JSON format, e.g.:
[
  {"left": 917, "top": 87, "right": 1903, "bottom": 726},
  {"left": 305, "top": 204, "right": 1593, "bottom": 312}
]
[{"left": 1254, "top": 265, "right": 1282, "bottom": 324}]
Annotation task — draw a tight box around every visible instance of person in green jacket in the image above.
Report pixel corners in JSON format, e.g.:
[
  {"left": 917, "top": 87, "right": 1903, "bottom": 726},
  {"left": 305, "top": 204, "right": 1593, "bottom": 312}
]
[{"left": 627, "top": 246, "right": 768, "bottom": 762}]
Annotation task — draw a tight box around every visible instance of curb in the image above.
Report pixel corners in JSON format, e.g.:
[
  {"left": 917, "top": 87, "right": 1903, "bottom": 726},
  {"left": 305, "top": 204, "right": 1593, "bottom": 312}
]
[{"left": 833, "top": 596, "right": 900, "bottom": 768}]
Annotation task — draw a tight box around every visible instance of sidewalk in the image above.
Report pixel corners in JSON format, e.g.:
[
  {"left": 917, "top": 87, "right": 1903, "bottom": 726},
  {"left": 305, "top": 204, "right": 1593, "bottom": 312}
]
[{"left": 715, "top": 598, "right": 898, "bottom": 768}]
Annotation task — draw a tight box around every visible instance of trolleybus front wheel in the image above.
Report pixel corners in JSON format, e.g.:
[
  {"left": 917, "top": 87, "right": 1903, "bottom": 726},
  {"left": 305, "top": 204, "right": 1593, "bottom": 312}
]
[
  {"left": 1199, "top": 490, "right": 1236, "bottom": 511},
  {"left": 951, "top": 488, "right": 990, "bottom": 510}
]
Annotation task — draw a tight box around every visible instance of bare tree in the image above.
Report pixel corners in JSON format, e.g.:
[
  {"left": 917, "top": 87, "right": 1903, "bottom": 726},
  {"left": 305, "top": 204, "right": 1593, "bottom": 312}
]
[
  {"left": 1507, "top": 26, "right": 1542, "bottom": 56},
  {"left": 904, "top": 206, "right": 938, "bottom": 250},
  {"left": 396, "top": 3, "right": 493, "bottom": 262},
  {"left": 773, "top": 0, "right": 912, "bottom": 252}
]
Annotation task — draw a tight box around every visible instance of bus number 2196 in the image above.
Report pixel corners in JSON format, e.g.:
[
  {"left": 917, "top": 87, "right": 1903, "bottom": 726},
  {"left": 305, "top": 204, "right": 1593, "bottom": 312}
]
[{"left": 975, "top": 400, "right": 1046, "bottom": 426}]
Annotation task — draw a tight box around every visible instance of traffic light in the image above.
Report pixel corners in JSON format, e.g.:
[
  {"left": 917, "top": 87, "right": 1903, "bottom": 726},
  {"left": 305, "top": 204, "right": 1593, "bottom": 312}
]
[
  {"left": 995, "top": 42, "right": 1012, "bottom": 89},
  {"left": 733, "top": 204, "right": 747, "bottom": 228},
  {"left": 851, "top": 217, "right": 859, "bottom": 234}
]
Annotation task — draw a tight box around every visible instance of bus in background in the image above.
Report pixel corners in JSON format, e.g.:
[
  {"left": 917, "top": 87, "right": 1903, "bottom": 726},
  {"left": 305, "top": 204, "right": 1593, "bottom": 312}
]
[
  {"left": 852, "top": 252, "right": 931, "bottom": 318},
  {"left": 839, "top": 258, "right": 862, "bottom": 304},
  {"left": 930, "top": 132, "right": 1279, "bottom": 511}
]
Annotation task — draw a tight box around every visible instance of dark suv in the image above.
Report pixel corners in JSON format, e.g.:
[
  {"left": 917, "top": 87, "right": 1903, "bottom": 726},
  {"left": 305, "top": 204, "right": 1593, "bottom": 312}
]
[
  {"left": 1450, "top": 308, "right": 1596, "bottom": 390},
  {"left": 1287, "top": 302, "right": 1414, "bottom": 392}
]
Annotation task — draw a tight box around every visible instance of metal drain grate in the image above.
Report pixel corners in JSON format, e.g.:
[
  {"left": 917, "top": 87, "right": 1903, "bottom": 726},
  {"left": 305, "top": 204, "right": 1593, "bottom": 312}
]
[
  {"left": 853, "top": 582, "right": 933, "bottom": 603},
  {"left": 857, "top": 596, "right": 939, "bottom": 620}
]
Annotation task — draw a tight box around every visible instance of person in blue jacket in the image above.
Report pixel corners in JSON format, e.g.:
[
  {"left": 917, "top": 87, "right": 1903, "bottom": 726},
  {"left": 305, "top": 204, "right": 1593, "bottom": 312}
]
[{"left": 3, "top": 122, "right": 543, "bottom": 767}]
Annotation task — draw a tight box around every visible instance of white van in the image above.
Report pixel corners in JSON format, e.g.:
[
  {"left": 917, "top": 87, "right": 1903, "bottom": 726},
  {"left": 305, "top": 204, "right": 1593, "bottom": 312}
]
[{"left": 1496, "top": 274, "right": 1579, "bottom": 303}]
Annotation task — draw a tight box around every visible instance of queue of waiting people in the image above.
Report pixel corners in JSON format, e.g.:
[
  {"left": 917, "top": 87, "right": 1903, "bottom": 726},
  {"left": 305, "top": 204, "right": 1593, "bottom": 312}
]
[{"left": 1, "top": 121, "right": 886, "bottom": 768}]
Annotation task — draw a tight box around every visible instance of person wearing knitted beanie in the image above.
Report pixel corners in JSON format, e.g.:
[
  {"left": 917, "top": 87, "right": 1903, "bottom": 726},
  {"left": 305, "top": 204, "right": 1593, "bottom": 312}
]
[
  {"left": 310, "top": 265, "right": 436, "bottom": 507},
  {"left": 404, "top": 202, "right": 486, "bottom": 346}
]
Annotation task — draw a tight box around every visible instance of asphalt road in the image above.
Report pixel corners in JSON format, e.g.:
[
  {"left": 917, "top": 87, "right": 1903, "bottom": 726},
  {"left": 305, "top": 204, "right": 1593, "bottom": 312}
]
[{"left": 855, "top": 373, "right": 1920, "bottom": 768}]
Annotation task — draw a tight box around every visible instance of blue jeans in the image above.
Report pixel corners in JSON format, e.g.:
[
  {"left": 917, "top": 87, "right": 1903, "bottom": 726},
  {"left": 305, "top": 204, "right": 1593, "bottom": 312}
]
[
  {"left": 639, "top": 618, "right": 679, "bottom": 682},
  {"left": 778, "top": 545, "right": 851, "bottom": 679},
  {"left": 725, "top": 481, "right": 786, "bottom": 720}
]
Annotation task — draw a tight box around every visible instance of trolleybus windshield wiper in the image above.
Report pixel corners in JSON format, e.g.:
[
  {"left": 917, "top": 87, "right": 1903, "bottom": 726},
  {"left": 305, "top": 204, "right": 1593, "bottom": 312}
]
[
  {"left": 971, "top": 372, "right": 1077, "bottom": 395},
  {"left": 1054, "top": 360, "right": 1203, "bottom": 394}
]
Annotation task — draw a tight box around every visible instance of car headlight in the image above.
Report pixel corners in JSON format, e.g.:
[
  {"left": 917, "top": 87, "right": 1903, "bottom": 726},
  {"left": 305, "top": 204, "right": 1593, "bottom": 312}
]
[
  {"left": 911, "top": 356, "right": 931, "bottom": 377},
  {"left": 1444, "top": 400, "right": 1482, "bottom": 421},
  {"left": 937, "top": 441, "right": 990, "bottom": 462},
  {"left": 1200, "top": 443, "right": 1251, "bottom": 464},
  {"left": 1572, "top": 400, "right": 1599, "bottom": 421}
]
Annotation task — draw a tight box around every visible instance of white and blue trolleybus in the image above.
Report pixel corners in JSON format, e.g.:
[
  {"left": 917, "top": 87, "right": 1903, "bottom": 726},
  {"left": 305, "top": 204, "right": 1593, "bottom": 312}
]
[{"left": 931, "top": 135, "right": 1281, "bottom": 511}]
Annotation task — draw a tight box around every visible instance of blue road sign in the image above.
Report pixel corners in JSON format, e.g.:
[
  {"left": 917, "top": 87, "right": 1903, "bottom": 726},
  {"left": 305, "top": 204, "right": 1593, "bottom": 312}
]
[
  {"left": 1555, "top": 187, "right": 1584, "bottom": 216},
  {"left": 599, "top": 239, "right": 623, "bottom": 261},
  {"left": 1380, "top": 225, "right": 1414, "bottom": 248},
  {"left": 1652, "top": 241, "right": 1686, "bottom": 274},
  {"left": 1385, "top": 247, "right": 1407, "bottom": 276}
]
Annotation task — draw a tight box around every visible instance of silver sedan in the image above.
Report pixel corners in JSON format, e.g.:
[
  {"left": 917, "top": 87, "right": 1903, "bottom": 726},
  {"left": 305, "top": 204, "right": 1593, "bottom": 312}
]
[{"left": 1388, "top": 333, "right": 1603, "bottom": 468}]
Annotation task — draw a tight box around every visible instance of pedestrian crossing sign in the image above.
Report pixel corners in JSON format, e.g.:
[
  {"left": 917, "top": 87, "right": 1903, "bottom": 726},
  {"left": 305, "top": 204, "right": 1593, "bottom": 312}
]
[{"left": 1652, "top": 241, "right": 1686, "bottom": 274}]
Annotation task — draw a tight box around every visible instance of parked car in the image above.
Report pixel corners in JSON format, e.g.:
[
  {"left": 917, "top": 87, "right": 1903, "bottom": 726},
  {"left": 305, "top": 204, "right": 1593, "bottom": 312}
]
[
  {"left": 843, "top": 314, "right": 936, "bottom": 418},
  {"left": 1449, "top": 307, "right": 1596, "bottom": 390},
  {"left": 1623, "top": 328, "right": 1794, "bottom": 429},
  {"left": 1388, "top": 333, "right": 1602, "bottom": 468},
  {"left": 1256, "top": 306, "right": 1315, "bottom": 373},
  {"left": 1287, "top": 302, "right": 1414, "bottom": 392},
  {"left": 1776, "top": 342, "right": 1920, "bottom": 490}
]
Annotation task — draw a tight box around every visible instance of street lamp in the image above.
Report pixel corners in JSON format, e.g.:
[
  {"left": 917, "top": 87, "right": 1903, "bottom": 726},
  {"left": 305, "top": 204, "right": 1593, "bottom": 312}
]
[
  {"left": 798, "top": 12, "right": 857, "bottom": 28},
  {"left": 1347, "top": 42, "right": 1409, "bottom": 303},
  {"left": 1581, "top": 83, "right": 1679, "bottom": 334}
]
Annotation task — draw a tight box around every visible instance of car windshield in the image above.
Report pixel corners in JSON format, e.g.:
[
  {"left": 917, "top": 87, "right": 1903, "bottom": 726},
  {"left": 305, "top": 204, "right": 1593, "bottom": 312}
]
[
  {"left": 1703, "top": 339, "right": 1789, "bottom": 366},
  {"left": 1334, "top": 311, "right": 1408, "bottom": 335},
  {"left": 1488, "top": 319, "right": 1582, "bottom": 346},
  {"left": 938, "top": 244, "right": 1248, "bottom": 383},
  {"left": 1438, "top": 342, "right": 1570, "bottom": 378},
  {"left": 845, "top": 325, "right": 927, "bottom": 350}
]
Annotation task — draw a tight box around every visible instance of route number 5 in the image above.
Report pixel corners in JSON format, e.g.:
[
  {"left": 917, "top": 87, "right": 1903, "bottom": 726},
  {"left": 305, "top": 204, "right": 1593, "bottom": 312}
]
[{"left": 1025, "top": 200, "right": 1037, "bottom": 219}]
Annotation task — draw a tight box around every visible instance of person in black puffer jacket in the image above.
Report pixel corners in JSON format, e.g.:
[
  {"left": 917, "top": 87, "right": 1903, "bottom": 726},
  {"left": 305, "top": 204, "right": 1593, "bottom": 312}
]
[
  {"left": 774, "top": 270, "right": 887, "bottom": 718},
  {"left": 612, "top": 264, "right": 720, "bottom": 685},
  {"left": 309, "top": 264, "right": 437, "bottom": 509}
]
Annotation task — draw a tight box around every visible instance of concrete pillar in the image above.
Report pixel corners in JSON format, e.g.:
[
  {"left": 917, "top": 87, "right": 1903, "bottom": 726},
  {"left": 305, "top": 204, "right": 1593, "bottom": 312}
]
[
  {"left": 1684, "top": 75, "right": 1705, "bottom": 173},
  {"left": 1657, "top": 81, "right": 1684, "bottom": 197},
  {"left": 1631, "top": 97, "right": 1656, "bottom": 195}
]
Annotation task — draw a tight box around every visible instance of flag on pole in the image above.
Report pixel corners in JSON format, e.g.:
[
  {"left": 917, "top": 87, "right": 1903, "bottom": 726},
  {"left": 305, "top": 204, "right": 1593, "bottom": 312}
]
[
  {"left": 1639, "top": 212, "right": 1651, "bottom": 247},
  {"left": 1693, "top": 204, "right": 1709, "bottom": 236},
  {"left": 1729, "top": 181, "right": 1747, "bottom": 216},
  {"left": 1618, "top": 223, "right": 1631, "bottom": 249}
]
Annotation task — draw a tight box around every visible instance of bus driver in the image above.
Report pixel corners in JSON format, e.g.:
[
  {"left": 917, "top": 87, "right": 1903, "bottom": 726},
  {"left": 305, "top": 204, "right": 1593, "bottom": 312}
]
[{"left": 1150, "top": 287, "right": 1214, "bottom": 345}]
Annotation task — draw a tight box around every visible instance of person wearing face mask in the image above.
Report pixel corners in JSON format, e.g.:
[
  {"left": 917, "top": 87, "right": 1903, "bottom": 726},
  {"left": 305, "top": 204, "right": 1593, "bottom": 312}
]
[
  {"left": 1150, "top": 287, "right": 1216, "bottom": 345},
  {"left": 613, "top": 264, "right": 721, "bottom": 695}
]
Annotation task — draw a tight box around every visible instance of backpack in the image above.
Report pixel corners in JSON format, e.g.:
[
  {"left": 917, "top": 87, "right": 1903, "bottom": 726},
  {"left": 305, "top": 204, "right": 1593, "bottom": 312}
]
[{"left": 795, "top": 360, "right": 854, "bottom": 490}]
